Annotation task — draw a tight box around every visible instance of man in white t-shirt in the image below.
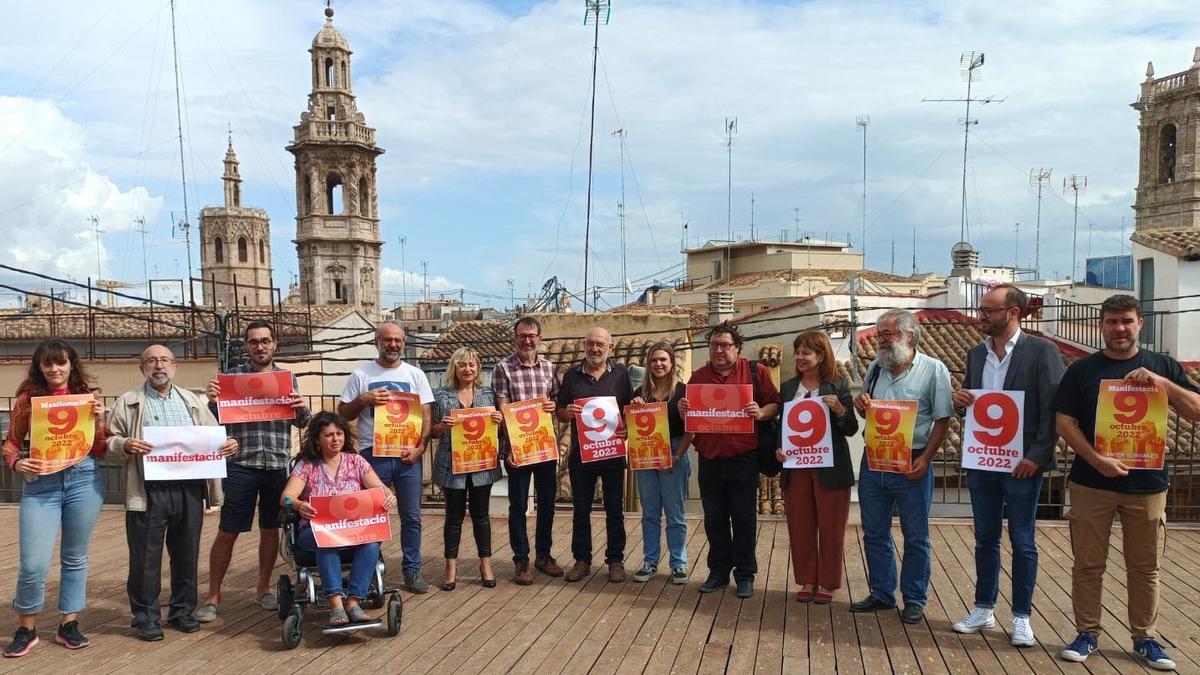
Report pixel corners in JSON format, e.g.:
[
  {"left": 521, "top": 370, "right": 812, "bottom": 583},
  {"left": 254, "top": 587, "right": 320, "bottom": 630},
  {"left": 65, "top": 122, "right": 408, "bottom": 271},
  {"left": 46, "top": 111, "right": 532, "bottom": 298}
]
[{"left": 339, "top": 322, "right": 434, "bottom": 593}]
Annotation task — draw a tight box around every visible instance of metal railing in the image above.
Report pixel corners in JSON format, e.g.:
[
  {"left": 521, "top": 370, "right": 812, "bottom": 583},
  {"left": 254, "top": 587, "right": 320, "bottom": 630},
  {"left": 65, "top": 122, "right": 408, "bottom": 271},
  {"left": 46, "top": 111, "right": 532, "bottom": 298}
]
[{"left": 1054, "top": 298, "right": 1103, "bottom": 351}]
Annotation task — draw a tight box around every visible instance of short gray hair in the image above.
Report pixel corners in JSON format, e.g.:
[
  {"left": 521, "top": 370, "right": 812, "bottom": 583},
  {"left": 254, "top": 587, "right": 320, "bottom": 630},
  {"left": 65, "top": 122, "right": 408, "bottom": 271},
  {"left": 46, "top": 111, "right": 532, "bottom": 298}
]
[{"left": 876, "top": 308, "right": 920, "bottom": 346}]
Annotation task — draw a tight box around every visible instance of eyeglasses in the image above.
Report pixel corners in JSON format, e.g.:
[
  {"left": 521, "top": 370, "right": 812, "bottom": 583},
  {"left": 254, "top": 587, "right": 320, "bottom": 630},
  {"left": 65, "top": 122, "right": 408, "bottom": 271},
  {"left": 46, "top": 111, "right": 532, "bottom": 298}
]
[
  {"left": 709, "top": 341, "right": 737, "bottom": 350},
  {"left": 977, "top": 306, "right": 1014, "bottom": 316},
  {"left": 583, "top": 340, "right": 609, "bottom": 349},
  {"left": 876, "top": 330, "right": 903, "bottom": 341},
  {"left": 516, "top": 333, "right": 540, "bottom": 342},
  {"left": 247, "top": 338, "right": 274, "bottom": 347},
  {"left": 142, "top": 357, "right": 174, "bottom": 366}
]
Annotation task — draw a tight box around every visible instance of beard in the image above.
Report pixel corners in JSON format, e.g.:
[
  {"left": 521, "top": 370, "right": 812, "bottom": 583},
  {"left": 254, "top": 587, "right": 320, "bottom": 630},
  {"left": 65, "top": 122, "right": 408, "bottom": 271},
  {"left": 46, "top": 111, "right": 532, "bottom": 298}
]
[
  {"left": 877, "top": 340, "right": 914, "bottom": 370},
  {"left": 378, "top": 347, "right": 402, "bottom": 364}
]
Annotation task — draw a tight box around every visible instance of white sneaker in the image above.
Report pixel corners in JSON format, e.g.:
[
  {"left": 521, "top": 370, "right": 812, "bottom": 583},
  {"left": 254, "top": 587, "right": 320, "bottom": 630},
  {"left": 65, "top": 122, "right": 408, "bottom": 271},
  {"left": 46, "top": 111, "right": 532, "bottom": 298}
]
[
  {"left": 1011, "top": 616, "right": 1036, "bottom": 647},
  {"left": 951, "top": 607, "right": 995, "bottom": 634}
]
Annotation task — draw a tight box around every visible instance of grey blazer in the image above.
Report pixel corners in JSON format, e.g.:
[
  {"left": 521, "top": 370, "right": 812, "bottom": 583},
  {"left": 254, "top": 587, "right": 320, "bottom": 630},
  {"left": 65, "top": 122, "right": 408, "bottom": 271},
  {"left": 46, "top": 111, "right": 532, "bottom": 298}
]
[{"left": 959, "top": 332, "right": 1065, "bottom": 471}]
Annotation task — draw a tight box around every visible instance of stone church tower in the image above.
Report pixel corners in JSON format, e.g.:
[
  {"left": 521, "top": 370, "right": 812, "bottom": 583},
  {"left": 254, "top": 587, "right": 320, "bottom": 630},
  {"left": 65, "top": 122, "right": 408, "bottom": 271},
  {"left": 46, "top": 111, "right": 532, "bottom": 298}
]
[
  {"left": 1132, "top": 48, "right": 1200, "bottom": 231},
  {"left": 288, "top": 6, "right": 383, "bottom": 317},
  {"left": 199, "top": 139, "right": 273, "bottom": 308}
]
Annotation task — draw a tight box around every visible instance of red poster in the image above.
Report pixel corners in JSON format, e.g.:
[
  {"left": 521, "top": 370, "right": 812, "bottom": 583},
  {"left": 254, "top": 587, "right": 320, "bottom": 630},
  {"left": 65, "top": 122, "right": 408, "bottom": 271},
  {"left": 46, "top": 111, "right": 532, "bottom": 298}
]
[
  {"left": 309, "top": 487, "right": 393, "bottom": 548},
  {"left": 684, "top": 384, "right": 754, "bottom": 434},
  {"left": 216, "top": 371, "right": 295, "bottom": 424},
  {"left": 574, "top": 397, "right": 627, "bottom": 463}
]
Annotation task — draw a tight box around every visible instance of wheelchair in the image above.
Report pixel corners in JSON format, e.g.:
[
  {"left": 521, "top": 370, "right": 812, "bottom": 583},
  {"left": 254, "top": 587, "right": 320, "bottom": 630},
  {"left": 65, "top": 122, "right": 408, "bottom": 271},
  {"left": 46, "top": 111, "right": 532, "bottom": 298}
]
[{"left": 276, "top": 505, "right": 403, "bottom": 649}]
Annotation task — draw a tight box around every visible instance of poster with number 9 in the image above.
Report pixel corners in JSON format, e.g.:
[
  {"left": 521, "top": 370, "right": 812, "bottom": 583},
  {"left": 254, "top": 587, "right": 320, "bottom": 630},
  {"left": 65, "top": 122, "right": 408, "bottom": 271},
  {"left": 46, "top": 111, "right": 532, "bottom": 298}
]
[
  {"left": 373, "top": 391, "right": 423, "bottom": 457},
  {"left": 961, "top": 390, "right": 1024, "bottom": 473},
  {"left": 624, "top": 402, "right": 672, "bottom": 470},
  {"left": 450, "top": 407, "right": 499, "bottom": 474},
  {"left": 1094, "top": 379, "right": 1167, "bottom": 469},
  {"left": 30, "top": 394, "right": 96, "bottom": 474},
  {"left": 501, "top": 397, "right": 559, "bottom": 466},
  {"left": 780, "top": 398, "right": 834, "bottom": 468},
  {"left": 575, "top": 397, "right": 627, "bottom": 463},
  {"left": 864, "top": 400, "right": 917, "bottom": 473}
]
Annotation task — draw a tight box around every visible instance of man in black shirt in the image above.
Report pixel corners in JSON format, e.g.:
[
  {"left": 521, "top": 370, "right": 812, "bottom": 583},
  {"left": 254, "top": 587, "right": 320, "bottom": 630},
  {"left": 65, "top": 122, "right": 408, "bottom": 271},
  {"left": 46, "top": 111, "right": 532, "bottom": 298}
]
[
  {"left": 1052, "top": 294, "right": 1200, "bottom": 671},
  {"left": 556, "top": 326, "right": 633, "bottom": 584}
]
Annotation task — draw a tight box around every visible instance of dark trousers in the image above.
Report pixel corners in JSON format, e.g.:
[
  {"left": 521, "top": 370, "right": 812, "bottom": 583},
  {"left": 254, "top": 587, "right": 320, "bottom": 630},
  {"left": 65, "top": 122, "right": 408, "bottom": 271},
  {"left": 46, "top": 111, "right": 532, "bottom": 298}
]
[
  {"left": 967, "top": 469, "right": 1042, "bottom": 618},
  {"left": 507, "top": 459, "right": 557, "bottom": 563},
  {"left": 698, "top": 453, "right": 759, "bottom": 582},
  {"left": 125, "top": 481, "right": 204, "bottom": 627},
  {"left": 444, "top": 483, "right": 493, "bottom": 558},
  {"left": 569, "top": 463, "right": 625, "bottom": 564}
]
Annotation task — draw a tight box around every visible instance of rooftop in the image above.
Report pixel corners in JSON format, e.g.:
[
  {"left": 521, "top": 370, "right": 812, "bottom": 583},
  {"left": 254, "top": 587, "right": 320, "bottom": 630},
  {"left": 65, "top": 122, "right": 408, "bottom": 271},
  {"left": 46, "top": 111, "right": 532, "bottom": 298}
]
[{"left": 1130, "top": 227, "right": 1200, "bottom": 259}]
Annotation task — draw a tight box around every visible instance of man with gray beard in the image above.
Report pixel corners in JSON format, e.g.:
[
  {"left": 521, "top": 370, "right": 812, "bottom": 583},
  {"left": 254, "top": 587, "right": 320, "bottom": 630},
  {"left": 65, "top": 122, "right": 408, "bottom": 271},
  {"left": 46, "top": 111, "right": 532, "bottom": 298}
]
[{"left": 850, "top": 309, "right": 952, "bottom": 625}]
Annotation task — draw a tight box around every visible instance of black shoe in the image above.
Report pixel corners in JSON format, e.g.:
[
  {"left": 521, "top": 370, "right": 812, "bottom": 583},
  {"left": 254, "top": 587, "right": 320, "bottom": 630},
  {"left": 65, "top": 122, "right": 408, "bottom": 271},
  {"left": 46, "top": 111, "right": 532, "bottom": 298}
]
[
  {"left": 54, "top": 621, "right": 89, "bottom": 650},
  {"left": 698, "top": 576, "right": 728, "bottom": 593},
  {"left": 3, "top": 626, "right": 38, "bottom": 657},
  {"left": 134, "top": 622, "right": 163, "bottom": 642},
  {"left": 735, "top": 578, "right": 753, "bottom": 599},
  {"left": 166, "top": 615, "right": 200, "bottom": 633},
  {"left": 900, "top": 604, "right": 924, "bottom": 624},
  {"left": 849, "top": 596, "right": 896, "bottom": 613}
]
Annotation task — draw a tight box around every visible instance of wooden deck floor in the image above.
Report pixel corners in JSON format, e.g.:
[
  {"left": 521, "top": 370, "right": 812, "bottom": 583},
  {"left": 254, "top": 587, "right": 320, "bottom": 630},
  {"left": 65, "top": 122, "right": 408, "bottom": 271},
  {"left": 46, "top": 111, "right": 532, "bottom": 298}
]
[{"left": 0, "top": 507, "right": 1197, "bottom": 674}]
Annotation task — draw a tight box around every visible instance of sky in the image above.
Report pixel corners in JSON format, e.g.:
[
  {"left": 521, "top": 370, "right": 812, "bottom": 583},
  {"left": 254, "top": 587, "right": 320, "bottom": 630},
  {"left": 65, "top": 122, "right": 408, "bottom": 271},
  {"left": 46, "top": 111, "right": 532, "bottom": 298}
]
[{"left": 0, "top": 0, "right": 1195, "bottom": 310}]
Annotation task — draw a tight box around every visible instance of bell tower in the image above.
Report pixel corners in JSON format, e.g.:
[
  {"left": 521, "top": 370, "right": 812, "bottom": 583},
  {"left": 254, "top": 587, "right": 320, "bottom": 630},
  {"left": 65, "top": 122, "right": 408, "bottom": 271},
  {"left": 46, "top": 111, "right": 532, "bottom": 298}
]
[
  {"left": 199, "top": 137, "right": 273, "bottom": 308},
  {"left": 288, "top": 5, "right": 384, "bottom": 316},
  {"left": 1132, "top": 47, "right": 1200, "bottom": 231}
]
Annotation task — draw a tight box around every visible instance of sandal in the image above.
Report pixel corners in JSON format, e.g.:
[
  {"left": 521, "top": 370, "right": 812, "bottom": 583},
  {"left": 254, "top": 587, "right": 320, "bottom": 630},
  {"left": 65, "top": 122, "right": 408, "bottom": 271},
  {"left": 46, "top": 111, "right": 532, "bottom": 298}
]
[
  {"left": 814, "top": 589, "right": 833, "bottom": 604},
  {"left": 328, "top": 608, "right": 349, "bottom": 626},
  {"left": 346, "top": 604, "right": 368, "bottom": 623},
  {"left": 796, "top": 587, "right": 814, "bottom": 603}
]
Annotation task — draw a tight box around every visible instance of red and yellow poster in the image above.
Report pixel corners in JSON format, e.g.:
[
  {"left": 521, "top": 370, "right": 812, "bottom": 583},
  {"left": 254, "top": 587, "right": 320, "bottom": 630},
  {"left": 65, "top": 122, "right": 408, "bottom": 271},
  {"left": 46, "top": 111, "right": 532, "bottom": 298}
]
[
  {"left": 575, "top": 397, "right": 627, "bottom": 463},
  {"left": 780, "top": 399, "right": 834, "bottom": 468},
  {"left": 29, "top": 394, "right": 95, "bottom": 474},
  {"left": 961, "top": 390, "right": 1025, "bottom": 473},
  {"left": 864, "top": 400, "right": 918, "bottom": 473},
  {"left": 625, "top": 402, "right": 672, "bottom": 470},
  {"left": 684, "top": 384, "right": 754, "bottom": 434},
  {"left": 451, "top": 407, "right": 499, "bottom": 474},
  {"left": 216, "top": 371, "right": 295, "bottom": 424},
  {"left": 502, "top": 397, "right": 558, "bottom": 466},
  {"left": 309, "top": 487, "right": 393, "bottom": 548},
  {"left": 1094, "top": 379, "right": 1168, "bottom": 470},
  {"left": 373, "top": 391, "right": 423, "bottom": 457}
]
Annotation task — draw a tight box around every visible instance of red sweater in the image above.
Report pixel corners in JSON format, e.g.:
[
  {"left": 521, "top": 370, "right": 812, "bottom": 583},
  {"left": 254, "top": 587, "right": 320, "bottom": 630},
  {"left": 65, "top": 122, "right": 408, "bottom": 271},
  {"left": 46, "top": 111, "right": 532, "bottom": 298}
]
[
  {"left": 687, "top": 359, "right": 779, "bottom": 460},
  {"left": 4, "top": 389, "right": 107, "bottom": 471}
]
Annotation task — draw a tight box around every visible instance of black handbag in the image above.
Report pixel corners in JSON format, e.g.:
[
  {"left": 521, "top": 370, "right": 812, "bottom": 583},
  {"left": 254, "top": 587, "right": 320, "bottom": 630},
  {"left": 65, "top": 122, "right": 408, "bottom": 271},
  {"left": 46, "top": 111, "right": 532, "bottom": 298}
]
[{"left": 749, "top": 360, "right": 782, "bottom": 477}]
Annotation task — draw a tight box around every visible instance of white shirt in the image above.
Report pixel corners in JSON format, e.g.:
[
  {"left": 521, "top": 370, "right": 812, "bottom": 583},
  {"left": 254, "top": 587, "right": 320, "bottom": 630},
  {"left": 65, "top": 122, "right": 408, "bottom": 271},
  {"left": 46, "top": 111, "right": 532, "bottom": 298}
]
[
  {"left": 981, "top": 328, "right": 1022, "bottom": 390},
  {"left": 340, "top": 360, "right": 435, "bottom": 449}
]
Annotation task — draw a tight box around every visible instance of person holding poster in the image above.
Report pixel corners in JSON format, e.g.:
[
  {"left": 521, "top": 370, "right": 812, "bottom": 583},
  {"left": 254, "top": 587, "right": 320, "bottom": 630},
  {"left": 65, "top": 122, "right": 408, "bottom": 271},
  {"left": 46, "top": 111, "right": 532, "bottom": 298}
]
[
  {"left": 950, "top": 284, "right": 1064, "bottom": 647},
  {"left": 339, "top": 322, "right": 434, "bottom": 594},
  {"left": 280, "top": 412, "right": 397, "bottom": 626},
  {"left": 106, "top": 344, "right": 237, "bottom": 642},
  {"left": 774, "top": 331, "right": 857, "bottom": 606},
  {"left": 2, "top": 340, "right": 106, "bottom": 657},
  {"left": 678, "top": 321, "right": 779, "bottom": 600},
  {"left": 851, "top": 309, "right": 952, "bottom": 624},
  {"left": 1052, "top": 294, "right": 1200, "bottom": 671},
  {"left": 492, "top": 317, "right": 562, "bottom": 585},
  {"left": 628, "top": 341, "right": 692, "bottom": 585},
  {"left": 557, "top": 326, "right": 633, "bottom": 584},
  {"left": 197, "top": 321, "right": 310, "bottom": 624},
  {"left": 430, "top": 347, "right": 503, "bottom": 591}
]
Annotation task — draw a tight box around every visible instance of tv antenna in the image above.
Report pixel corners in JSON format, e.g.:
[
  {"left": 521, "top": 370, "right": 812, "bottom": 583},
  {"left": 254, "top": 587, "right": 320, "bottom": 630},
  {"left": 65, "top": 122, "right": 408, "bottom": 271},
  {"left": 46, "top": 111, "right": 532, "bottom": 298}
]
[
  {"left": 1029, "top": 168, "right": 1052, "bottom": 279},
  {"left": 1063, "top": 174, "right": 1088, "bottom": 283},
  {"left": 725, "top": 116, "right": 737, "bottom": 241},
  {"left": 856, "top": 115, "right": 869, "bottom": 262},
  {"left": 580, "top": 0, "right": 611, "bottom": 312}
]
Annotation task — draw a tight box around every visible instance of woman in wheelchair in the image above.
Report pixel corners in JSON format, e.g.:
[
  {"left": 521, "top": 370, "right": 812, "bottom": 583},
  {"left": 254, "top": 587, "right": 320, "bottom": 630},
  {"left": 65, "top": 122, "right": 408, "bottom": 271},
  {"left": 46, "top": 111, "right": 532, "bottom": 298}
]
[{"left": 280, "top": 412, "right": 396, "bottom": 626}]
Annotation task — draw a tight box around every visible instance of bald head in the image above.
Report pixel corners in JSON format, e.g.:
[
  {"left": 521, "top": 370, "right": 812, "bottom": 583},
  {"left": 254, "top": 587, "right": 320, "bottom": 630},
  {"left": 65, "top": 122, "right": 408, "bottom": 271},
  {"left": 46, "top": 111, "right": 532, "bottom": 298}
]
[
  {"left": 583, "top": 326, "right": 613, "bottom": 369},
  {"left": 140, "top": 344, "right": 176, "bottom": 390},
  {"left": 375, "top": 321, "right": 406, "bottom": 366}
]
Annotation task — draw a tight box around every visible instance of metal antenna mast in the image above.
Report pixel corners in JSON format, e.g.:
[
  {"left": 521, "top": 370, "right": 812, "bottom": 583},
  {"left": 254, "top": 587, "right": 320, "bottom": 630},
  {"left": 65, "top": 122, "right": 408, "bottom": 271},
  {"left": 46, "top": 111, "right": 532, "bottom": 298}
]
[
  {"left": 856, "top": 115, "right": 869, "bottom": 261},
  {"left": 749, "top": 193, "right": 756, "bottom": 241},
  {"left": 1029, "top": 168, "right": 1052, "bottom": 279},
  {"left": 581, "top": 0, "right": 610, "bottom": 312},
  {"left": 169, "top": 0, "right": 194, "bottom": 288},
  {"left": 398, "top": 236, "right": 407, "bottom": 307},
  {"left": 88, "top": 215, "right": 103, "bottom": 281},
  {"left": 1063, "top": 174, "right": 1088, "bottom": 283},
  {"left": 725, "top": 116, "right": 737, "bottom": 241},
  {"left": 923, "top": 52, "right": 1004, "bottom": 245},
  {"left": 613, "top": 127, "right": 627, "bottom": 304},
  {"left": 135, "top": 216, "right": 149, "bottom": 288}
]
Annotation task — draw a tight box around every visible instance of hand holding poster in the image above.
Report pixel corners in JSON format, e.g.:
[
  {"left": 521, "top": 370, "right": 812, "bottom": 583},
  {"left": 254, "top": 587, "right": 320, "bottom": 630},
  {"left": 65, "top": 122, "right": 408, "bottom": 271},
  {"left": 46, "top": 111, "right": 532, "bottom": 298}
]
[
  {"left": 780, "top": 398, "right": 834, "bottom": 468},
  {"left": 962, "top": 390, "right": 1025, "bottom": 473},
  {"left": 29, "top": 394, "right": 95, "bottom": 474},
  {"left": 575, "top": 397, "right": 627, "bottom": 463},
  {"left": 684, "top": 384, "right": 754, "bottom": 434},
  {"left": 373, "top": 391, "right": 423, "bottom": 457},
  {"left": 502, "top": 397, "right": 559, "bottom": 467},
  {"left": 1094, "top": 379, "right": 1168, "bottom": 470},
  {"left": 309, "top": 487, "right": 392, "bottom": 548},
  {"left": 451, "top": 407, "right": 499, "bottom": 474},
  {"left": 143, "top": 426, "right": 228, "bottom": 480},
  {"left": 864, "top": 400, "right": 917, "bottom": 473},
  {"left": 216, "top": 371, "right": 295, "bottom": 424},
  {"left": 625, "top": 402, "right": 672, "bottom": 471}
]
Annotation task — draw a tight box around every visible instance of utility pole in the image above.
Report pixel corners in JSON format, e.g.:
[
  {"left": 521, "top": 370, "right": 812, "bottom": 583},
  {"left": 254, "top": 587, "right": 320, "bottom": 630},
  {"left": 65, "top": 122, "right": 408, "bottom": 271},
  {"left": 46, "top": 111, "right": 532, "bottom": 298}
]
[
  {"left": 580, "top": 0, "right": 611, "bottom": 312},
  {"left": 135, "top": 216, "right": 149, "bottom": 291},
  {"left": 1064, "top": 174, "right": 1087, "bottom": 283},
  {"left": 1030, "top": 168, "right": 1052, "bottom": 279},
  {"left": 507, "top": 278, "right": 515, "bottom": 313},
  {"left": 421, "top": 260, "right": 429, "bottom": 302},
  {"left": 911, "top": 224, "right": 917, "bottom": 275},
  {"left": 613, "top": 127, "right": 627, "bottom": 304},
  {"left": 87, "top": 215, "right": 103, "bottom": 281},
  {"left": 856, "top": 115, "right": 869, "bottom": 262},
  {"left": 169, "top": 0, "right": 194, "bottom": 285},
  {"left": 725, "top": 116, "right": 737, "bottom": 241},
  {"left": 749, "top": 193, "right": 756, "bottom": 242}
]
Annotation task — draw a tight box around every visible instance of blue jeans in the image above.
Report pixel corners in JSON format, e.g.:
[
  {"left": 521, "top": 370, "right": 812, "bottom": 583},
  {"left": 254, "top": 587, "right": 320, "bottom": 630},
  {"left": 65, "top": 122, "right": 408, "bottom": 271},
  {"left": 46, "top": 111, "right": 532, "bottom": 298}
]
[
  {"left": 362, "top": 448, "right": 422, "bottom": 576},
  {"left": 636, "top": 447, "right": 690, "bottom": 570},
  {"left": 15, "top": 456, "right": 105, "bottom": 615},
  {"left": 296, "top": 526, "right": 380, "bottom": 600},
  {"left": 507, "top": 459, "right": 557, "bottom": 563},
  {"left": 858, "top": 455, "right": 933, "bottom": 608},
  {"left": 967, "top": 469, "right": 1042, "bottom": 618}
]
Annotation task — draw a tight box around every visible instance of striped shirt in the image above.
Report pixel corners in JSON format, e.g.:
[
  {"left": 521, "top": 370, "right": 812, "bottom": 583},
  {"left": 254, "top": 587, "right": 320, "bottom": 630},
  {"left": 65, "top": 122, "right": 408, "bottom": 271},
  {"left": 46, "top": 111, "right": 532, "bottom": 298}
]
[
  {"left": 211, "top": 363, "right": 310, "bottom": 471},
  {"left": 143, "top": 384, "right": 196, "bottom": 427}
]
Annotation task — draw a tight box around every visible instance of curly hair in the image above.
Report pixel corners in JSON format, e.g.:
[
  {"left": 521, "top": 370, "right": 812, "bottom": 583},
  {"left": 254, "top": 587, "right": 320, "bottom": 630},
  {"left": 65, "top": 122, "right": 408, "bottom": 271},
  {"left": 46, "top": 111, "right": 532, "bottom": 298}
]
[
  {"left": 298, "top": 411, "right": 357, "bottom": 465},
  {"left": 16, "top": 339, "right": 92, "bottom": 397}
]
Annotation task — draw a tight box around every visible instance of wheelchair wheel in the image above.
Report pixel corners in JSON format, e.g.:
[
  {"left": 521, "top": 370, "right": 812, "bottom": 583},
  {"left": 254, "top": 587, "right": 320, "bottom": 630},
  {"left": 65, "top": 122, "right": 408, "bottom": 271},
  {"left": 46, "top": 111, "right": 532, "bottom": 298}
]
[
  {"left": 281, "top": 609, "right": 303, "bottom": 649},
  {"left": 386, "top": 593, "right": 402, "bottom": 637},
  {"left": 277, "top": 575, "right": 294, "bottom": 621}
]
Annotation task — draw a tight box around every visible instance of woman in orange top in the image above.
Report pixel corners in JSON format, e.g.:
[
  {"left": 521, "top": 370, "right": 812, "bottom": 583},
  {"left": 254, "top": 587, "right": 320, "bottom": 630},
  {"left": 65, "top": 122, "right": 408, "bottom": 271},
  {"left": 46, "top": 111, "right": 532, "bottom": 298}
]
[{"left": 3, "top": 340, "right": 106, "bottom": 657}]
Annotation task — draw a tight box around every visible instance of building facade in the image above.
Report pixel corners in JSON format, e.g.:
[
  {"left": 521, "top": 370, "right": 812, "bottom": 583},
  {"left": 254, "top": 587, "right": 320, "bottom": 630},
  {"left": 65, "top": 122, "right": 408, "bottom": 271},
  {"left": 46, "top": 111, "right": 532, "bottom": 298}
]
[{"left": 198, "top": 140, "right": 273, "bottom": 308}]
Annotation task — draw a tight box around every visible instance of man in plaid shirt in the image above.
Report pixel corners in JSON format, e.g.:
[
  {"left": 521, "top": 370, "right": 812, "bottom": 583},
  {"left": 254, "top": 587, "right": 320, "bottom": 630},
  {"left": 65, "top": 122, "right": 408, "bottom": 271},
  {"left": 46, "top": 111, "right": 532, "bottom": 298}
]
[
  {"left": 493, "top": 317, "right": 562, "bottom": 584},
  {"left": 195, "top": 321, "right": 309, "bottom": 622}
]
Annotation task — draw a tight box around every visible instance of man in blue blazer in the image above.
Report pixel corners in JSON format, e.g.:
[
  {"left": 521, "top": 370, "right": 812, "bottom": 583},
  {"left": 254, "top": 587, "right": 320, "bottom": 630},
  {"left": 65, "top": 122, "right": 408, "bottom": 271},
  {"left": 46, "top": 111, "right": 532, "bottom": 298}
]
[{"left": 950, "top": 283, "right": 1064, "bottom": 648}]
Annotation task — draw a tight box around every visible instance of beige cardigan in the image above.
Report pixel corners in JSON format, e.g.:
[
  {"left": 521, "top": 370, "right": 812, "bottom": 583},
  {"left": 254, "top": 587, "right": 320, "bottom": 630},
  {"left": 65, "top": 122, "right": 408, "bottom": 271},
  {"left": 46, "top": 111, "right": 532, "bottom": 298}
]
[{"left": 105, "top": 384, "right": 225, "bottom": 511}]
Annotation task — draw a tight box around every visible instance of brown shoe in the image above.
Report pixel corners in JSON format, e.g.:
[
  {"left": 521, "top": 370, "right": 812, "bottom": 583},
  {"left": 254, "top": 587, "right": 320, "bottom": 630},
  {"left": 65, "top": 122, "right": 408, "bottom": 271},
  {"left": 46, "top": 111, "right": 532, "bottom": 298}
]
[
  {"left": 534, "top": 556, "right": 564, "bottom": 577},
  {"left": 513, "top": 561, "right": 533, "bottom": 586},
  {"left": 608, "top": 562, "right": 626, "bottom": 583},
  {"left": 565, "top": 560, "right": 591, "bottom": 582}
]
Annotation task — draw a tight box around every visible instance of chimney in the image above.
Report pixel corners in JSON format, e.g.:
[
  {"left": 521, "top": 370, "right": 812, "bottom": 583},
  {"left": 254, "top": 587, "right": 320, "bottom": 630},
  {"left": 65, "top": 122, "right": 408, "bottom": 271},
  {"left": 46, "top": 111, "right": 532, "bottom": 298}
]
[
  {"left": 707, "top": 291, "right": 734, "bottom": 325},
  {"left": 644, "top": 287, "right": 657, "bottom": 305}
]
